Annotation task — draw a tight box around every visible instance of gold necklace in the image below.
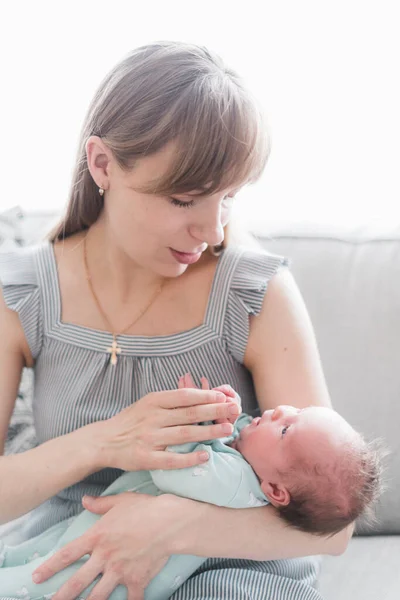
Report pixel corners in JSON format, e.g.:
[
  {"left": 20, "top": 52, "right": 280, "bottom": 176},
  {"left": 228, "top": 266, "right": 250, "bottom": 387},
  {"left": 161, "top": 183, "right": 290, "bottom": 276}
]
[{"left": 83, "top": 233, "right": 165, "bottom": 366}]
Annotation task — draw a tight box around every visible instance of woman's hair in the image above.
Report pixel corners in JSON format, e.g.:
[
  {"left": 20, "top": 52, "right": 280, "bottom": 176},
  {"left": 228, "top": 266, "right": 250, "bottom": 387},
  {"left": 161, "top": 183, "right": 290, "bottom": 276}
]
[{"left": 50, "top": 40, "right": 270, "bottom": 249}]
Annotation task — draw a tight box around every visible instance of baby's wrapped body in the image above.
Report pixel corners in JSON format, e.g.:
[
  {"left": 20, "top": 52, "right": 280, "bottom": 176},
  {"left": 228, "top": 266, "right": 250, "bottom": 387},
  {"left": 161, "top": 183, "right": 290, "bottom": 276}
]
[
  {"left": 0, "top": 413, "right": 268, "bottom": 600},
  {"left": 0, "top": 396, "right": 382, "bottom": 599}
]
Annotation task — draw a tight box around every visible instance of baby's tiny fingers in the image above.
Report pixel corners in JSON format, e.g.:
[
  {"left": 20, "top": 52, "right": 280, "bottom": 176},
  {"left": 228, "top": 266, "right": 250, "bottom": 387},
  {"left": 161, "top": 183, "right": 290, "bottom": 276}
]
[
  {"left": 184, "top": 373, "right": 197, "bottom": 388},
  {"left": 201, "top": 377, "right": 210, "bottom": 390},
  {"left": 213, "top": 385, "right": 237, "bottom": 400},
  {"left": 214, "top": 400, "right": 241, "bottom": 425}
]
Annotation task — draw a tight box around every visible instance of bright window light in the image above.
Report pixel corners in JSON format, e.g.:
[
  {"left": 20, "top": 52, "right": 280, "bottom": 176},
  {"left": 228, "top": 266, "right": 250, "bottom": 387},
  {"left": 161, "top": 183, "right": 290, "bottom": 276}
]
[{"left": 1, "top": 1, "right": 399, "bottom": 230}]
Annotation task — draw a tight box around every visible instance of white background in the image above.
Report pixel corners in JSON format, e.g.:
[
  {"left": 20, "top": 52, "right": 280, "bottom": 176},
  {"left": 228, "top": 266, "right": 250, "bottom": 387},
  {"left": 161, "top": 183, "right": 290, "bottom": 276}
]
[{"left": 0, "top": 0, "right": 399, "bottom": 232}]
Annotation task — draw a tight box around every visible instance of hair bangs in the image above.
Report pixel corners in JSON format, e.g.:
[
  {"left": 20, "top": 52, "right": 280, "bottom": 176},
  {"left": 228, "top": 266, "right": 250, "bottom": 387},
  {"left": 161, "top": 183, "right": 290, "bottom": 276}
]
[
  {"left": 50, "top": 41, "right": 271, "bottom": 242},
  {"left": 135, "top": 74, "right": 270, "bottom": 198}
]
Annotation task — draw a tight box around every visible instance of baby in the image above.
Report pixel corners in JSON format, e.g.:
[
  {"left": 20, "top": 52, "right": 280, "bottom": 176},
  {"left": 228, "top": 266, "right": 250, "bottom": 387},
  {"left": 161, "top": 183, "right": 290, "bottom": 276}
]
[{"left": 0, "top": 375, "right": 383, "bottom": 600}]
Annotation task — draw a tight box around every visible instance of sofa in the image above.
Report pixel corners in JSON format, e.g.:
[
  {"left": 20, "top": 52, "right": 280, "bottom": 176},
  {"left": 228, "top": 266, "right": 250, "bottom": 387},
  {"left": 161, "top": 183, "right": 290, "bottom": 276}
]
[
  {"left": 260, "top": 223, "right": 400, "bottom": 600},
  {"left": 1, "top": 208, "right": 399, "bottom": 599}
]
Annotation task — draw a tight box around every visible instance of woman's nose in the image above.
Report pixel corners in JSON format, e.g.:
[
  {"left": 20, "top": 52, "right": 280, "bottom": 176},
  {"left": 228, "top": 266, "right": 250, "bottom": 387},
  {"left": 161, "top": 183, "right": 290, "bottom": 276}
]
[{"left": 190, "top": 203, "right": 225, "bottom": 247}]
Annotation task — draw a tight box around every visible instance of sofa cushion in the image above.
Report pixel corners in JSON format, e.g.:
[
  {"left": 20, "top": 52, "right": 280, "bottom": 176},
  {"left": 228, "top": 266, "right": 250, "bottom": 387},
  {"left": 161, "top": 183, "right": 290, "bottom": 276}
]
[
  {"left": 319, "top": 536, "right": 400, "bottom": 600},
  {"left": 259, "top": 225, "right": 400, "bottom": 534}
]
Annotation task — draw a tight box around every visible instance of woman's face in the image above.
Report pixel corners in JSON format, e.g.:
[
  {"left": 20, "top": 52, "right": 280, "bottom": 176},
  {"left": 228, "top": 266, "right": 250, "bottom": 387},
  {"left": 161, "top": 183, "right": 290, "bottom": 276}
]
[{"left": 88, "top": 137, "right": 242, "bottom": 278}]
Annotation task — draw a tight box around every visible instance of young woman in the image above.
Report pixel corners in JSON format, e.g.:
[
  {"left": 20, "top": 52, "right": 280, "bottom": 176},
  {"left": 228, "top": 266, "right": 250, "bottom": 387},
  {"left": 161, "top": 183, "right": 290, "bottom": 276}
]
[{"left": 0, "top": 41, "right": 352, "bottom": 600}]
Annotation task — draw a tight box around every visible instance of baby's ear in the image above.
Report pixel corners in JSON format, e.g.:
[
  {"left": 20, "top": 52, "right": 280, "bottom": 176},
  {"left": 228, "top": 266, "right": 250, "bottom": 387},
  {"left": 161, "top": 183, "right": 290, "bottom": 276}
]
[{"left": 261, "top": 481, "right": 291, "bottom": 507}]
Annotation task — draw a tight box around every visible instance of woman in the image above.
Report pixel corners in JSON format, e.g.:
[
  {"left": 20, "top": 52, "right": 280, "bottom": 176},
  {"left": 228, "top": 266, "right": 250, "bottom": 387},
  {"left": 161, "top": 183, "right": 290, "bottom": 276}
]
[{"left": 0, "top": 41, "right": 352, "bottom": 599}]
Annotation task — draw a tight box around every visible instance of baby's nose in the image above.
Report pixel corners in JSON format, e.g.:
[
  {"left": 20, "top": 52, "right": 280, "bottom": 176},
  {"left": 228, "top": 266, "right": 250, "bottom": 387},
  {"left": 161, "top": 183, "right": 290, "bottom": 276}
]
[
  {"left": 271, "top": 405, "right": 293, "bottom": 421},
  {"left": 271, "top": 406, "right": 284, "bottom": 421}
]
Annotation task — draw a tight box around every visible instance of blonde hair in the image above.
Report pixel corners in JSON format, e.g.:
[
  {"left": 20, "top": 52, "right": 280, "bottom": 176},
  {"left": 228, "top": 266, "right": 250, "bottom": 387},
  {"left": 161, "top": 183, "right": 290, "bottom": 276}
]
[{"left": 50, "top": 40, "right": 270, "bottom": 250}]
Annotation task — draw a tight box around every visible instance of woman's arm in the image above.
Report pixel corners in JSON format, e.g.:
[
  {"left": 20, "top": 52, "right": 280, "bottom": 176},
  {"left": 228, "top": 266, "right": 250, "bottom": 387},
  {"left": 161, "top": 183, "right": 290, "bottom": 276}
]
[
  {"left": 173, "top": 496, "right": 351, "bottom": 560},
  {"left": 31, "top": 491, "right": 350, "bottom": 600},
  {"left": 244, "top": 268, "right": 332, "bottom": 410},
  {"left": 0, "top": 293, "right": 104, "bottom": 523},
  {"left": 0, "top": 425, "right": 104, "bottom": 524}
]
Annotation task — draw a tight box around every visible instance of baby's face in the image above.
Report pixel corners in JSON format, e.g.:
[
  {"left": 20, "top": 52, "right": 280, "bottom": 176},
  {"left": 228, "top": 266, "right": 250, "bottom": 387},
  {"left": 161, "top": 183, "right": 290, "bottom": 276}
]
[{"left": 236, "top": 405, "right": 356, "bottom": 482}]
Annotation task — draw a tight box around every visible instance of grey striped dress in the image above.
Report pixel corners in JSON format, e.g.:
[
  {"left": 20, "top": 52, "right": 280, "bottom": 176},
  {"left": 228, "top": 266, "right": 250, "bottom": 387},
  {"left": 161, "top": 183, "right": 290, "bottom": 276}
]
[{"left": 0, "top": 242, "right": 323, "bottom": 599}]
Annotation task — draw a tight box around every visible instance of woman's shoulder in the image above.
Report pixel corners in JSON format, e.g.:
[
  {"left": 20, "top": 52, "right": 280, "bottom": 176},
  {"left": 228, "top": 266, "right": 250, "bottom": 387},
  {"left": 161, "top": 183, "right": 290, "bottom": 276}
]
[
  {"left": 225, "top": 244, "right": 290, "bottom": 314},
  {"left": 215, "top": 244, "right": 291, "bottom": 364},
  {"left": 0, "top": 243, "right": 50, "bottom": 360}
]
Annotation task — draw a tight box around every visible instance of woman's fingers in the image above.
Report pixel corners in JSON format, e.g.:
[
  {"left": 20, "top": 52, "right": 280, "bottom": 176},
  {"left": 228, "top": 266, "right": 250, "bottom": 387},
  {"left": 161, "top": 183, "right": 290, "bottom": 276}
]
[
  {"left": 158, "top": 421, "right": 233, "bottom": 448},
  {"left": 148, "top": 449, "right": 212, "bottom": 470},
  {"left": 32, "top": 535, "right": 94, "bottom": 585},
  {"left": 86, "top": 573, "right": 122, "bottom": 600},
  {"left": 51, "top": 557, "right": 103, "bottom": 600},
  {"left": 152, "top": 388, "right": 226, "bottom": 409},
  {"left": 128, "top": 590, "right": 145, "bottom": 600},
  {"left": 166, "top": 401, "right": 240, "bottom": 426},
  {"left": 82, "top": 494, "right": 119, "bottom": 514}
]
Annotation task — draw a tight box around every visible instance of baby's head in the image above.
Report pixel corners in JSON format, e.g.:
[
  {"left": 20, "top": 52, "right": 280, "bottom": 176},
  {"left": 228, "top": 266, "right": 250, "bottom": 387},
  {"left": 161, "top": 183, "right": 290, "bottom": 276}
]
[{"left": 236, "top": 405, "right": 384, "bottom": 536}]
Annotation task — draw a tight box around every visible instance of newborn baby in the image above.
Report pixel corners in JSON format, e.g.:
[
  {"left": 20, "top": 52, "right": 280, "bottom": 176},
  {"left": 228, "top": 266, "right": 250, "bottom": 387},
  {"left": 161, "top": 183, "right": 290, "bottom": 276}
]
[
  {"left": 173, "top": 374, "right": 383, "bottom": 537},
  {"left": 0, "top": 375, "right": 382, "bottom": 600}
]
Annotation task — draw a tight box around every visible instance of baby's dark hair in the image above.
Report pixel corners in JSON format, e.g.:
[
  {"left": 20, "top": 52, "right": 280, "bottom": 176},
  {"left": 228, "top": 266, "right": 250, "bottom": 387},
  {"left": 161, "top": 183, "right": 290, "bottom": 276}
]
[{"left": 277, "top": 436, "right": 387, "bottom": 537}]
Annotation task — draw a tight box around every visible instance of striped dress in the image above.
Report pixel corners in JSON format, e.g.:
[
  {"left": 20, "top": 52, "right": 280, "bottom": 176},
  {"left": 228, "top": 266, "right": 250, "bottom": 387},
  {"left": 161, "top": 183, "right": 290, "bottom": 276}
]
[{"left": 0, "top": 241, "right": 323, "bottom": 600}]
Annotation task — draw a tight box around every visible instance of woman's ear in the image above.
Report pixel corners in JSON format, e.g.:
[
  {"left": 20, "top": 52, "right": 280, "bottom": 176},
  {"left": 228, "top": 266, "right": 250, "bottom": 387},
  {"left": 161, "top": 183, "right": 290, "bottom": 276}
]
[
  {"left": 261, "top": 481, "right": 291, "bottom": 507},
  {"left": 85, "top": 135, "right": 112, "bottom": 187}
]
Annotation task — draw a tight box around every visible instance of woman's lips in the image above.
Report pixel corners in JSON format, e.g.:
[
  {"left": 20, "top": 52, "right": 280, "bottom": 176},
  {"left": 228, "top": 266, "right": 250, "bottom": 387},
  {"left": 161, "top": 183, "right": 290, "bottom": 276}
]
[{"left": 170, "top": 248, "right": 203, "bottom": 264}]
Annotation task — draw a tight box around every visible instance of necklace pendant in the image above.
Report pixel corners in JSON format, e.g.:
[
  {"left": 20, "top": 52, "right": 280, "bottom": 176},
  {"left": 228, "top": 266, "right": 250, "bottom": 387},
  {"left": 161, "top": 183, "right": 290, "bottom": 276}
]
[{"left": 107, "top": 337, "right": 122, "bottom": 366}]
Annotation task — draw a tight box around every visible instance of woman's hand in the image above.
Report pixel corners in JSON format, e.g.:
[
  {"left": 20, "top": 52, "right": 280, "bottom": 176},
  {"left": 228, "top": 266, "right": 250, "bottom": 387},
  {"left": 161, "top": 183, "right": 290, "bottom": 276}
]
[
  {"left": 32, "top": 492, "right": 200, "bottom": 600},
  {"left": 96, "top": 385, "right": 240, "bottom": 472},
  {"left": 178, "top": 373, "right": 241, "bottom": 425}
]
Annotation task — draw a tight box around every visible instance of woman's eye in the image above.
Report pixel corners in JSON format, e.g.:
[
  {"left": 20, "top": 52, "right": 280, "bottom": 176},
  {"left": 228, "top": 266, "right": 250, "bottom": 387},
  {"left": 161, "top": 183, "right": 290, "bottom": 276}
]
[
  {"left": 281, "top": 426, "right": 290, "bottom": 437},
  {"left": 169, "top": 194, "right": 236, "bottom": 209},
  {"left": 169, "top": 197, "right": 195, "bottom": 209}
]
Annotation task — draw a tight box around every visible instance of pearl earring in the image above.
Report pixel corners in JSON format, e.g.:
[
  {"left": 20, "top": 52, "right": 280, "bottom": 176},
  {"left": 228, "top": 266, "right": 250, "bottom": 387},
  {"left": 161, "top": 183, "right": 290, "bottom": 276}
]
[{"left": 99, "top": 187, "right": 105, "bottom": 196}]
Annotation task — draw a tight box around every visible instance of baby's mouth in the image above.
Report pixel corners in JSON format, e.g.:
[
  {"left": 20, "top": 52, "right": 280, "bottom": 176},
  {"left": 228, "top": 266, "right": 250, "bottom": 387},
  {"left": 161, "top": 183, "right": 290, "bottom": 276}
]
[{"left": 253, "top": 417, "right": 261, "bottom": 426}]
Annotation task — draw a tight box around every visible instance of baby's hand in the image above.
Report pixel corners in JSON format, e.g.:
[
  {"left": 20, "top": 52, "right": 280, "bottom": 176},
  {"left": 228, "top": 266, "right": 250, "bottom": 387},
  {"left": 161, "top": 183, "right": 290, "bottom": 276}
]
[
  {"left": 211, "top": 384, "right": 242, "bottom": 425},
  {"left": 177, "top": 374, "right": 241, "bottom": 425}
]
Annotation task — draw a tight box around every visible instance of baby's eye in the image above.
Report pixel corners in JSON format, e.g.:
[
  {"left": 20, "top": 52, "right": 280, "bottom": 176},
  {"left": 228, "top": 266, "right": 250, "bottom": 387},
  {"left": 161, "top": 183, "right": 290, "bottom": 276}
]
[{"left": 281, "top": 425, "right": 290, "bottom": 437}]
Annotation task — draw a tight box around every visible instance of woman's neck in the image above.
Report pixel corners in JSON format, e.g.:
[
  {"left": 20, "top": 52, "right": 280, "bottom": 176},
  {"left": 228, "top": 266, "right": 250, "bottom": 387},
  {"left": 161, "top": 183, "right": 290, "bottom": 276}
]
[{"left": 83, "top": 218, "right": 167, "bottom": 303}]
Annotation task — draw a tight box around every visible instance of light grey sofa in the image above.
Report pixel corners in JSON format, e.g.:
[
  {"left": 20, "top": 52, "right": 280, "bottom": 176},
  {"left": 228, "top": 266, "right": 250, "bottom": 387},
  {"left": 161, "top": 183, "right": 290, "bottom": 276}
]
[
  {"left": 260, "top": 223, "right": 400, "bottom": 600},
  {"left": 2, "top": 209, "right": 400, "bottom": 598}
]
